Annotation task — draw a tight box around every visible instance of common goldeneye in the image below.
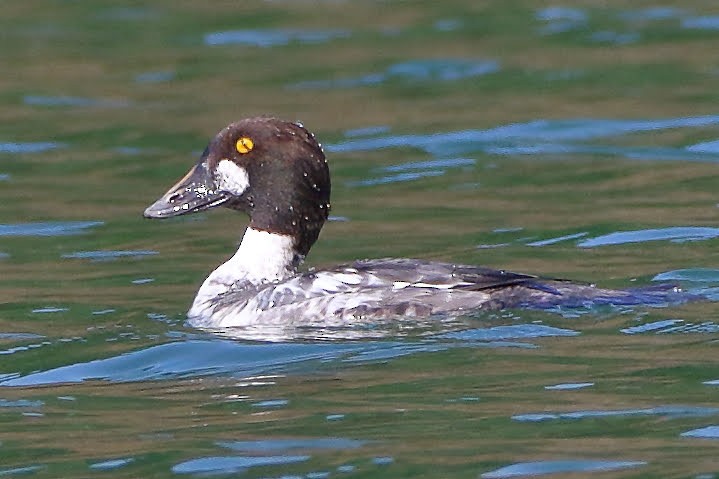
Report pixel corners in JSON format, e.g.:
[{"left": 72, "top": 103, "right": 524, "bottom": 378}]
[{"left": 144, "top": 117, "right": 686, "bottom": 327}]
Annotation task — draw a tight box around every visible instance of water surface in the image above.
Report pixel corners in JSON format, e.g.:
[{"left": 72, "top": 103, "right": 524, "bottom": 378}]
[{"left": 2, "top": 1, "right": 719, "bottom": 478}]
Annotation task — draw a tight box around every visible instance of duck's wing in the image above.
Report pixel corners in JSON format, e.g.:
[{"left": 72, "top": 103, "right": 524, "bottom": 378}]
[
  {"left": 350, "top": 258, "right": 564, "bottom": 293},
  {"left": 237, "top": 258, "right": 563, "bottom": 314}
]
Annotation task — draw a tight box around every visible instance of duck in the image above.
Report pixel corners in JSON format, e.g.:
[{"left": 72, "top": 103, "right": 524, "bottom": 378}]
[{"left": 144, "top": 117, "right": 687, "bottom": 328}]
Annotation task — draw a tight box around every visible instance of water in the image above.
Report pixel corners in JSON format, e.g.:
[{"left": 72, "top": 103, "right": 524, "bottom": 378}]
[
  {"left": 2, "top": 1, "right": 719, "bottom": 477},
  {"left": 203, "top": 29, "right": 350, "bottom": 47}
]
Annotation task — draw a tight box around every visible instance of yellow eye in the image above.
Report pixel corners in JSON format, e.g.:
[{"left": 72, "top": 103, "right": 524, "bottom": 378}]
[{"left": 236, "top": 137, "right": 254, "bottom": 154}]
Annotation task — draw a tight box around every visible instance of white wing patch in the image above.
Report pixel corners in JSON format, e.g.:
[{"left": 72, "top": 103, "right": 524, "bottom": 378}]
[
  {"left": 411, "top": 282, "right": 461, "bottom": 289},
  {"left": 331, "top": 272, "right": 362, "bottom": 285},
  {"left": 393, "top": 281, "right": 469, "bottom": 290},
  {"left": 310, "top": 271, "right": 357, "bottom": 293}
]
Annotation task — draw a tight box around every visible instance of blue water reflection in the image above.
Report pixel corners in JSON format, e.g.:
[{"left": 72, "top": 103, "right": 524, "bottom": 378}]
[
  {"left": 482, "top": 459, "right": 646, "bottom": 478},
  {"left": 0, "top": 221, "right": 103, "bottom": 237},
  {"left": 291, "top": 59, "right": 499, "bottom": 89},
  {"left": 513, "top": 405, "right": 719, "bottom": 422},
  {"left": 204, "top": 29, "right": 349, "bottom": 47},
  {"left": 0, "top": 142, "right": 64, "bottom": 153},
  {"left": 0, "top": 323, "right": 575, "bottom": 387},
  {"left": 328, "top": 115, "right": 719, "bottom": 157},
  {"left": 172, "top": 455, "right": 309, "bottom": 475},
  {"left": 62, "top": 250, "right": 158, "bottom": 261},
  {"left": 578, "top": 227, "right": 719, "bottom": 247}
]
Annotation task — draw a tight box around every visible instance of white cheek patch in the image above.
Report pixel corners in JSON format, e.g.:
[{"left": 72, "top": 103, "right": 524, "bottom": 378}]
[{"left": 216, "top": 159, "right": 250, "bottom": 196}]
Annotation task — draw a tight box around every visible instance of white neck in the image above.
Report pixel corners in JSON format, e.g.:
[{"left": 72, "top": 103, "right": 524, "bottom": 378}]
[{"left": 189, "top": 227, "right": 298, "bottom": 316}]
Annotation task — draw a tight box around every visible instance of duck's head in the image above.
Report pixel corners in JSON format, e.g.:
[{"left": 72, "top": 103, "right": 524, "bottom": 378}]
[{"left": 144, "top": 117, "right": 331, "bottom": 256}]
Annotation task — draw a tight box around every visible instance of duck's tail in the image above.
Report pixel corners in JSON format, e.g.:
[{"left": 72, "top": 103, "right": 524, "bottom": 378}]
[{"left": 503, "top": 280, "right": 696, "bottom": 310}]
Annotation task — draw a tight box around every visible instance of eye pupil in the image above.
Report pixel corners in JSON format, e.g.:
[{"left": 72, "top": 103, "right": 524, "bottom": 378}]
[{"left": 236, "top": 137, "right": 254, "bottom": 154}]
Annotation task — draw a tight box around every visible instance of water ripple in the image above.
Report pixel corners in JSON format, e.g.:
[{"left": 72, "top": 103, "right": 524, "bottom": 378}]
[
  {"left": 0, "top": 142, "right": 64, "bottom": 154},
  {"left": 653, "top": 268, "right": 719, "bottom": 283},
  {"left": 535, "top": 7, "right": 588, "bottom": 35},
  {"left": 62, "top": 250, "right": 158, "bottom": 261},
  {"left": 343, "top": 125, "right": 391, "bottom": 138},
  {"left": 589, "top": 30, "right": 640, "bottom": 45},
  {"left": 535, "top": 7, "right": 587, "bottom": 22},
  {"left": 291, "top": 59, "right": 499, "bottom": 89},
  {"left": 0, "top": 332, "right": 549, "bottom": 387},
  {"left": 88, "top": 458, "right": 135, "bottom": 471},
  {"left": 251, "top": 399, "right": 288, "bottom": 408},
  {"left": 327, "top": 115, "right": 719, "bottom": 159},
  {"left": 0, "top": 466, "right": 45, "bottom": 476},
  {"left": 31, "top": 307, "right": 68, "bottom": 314},
  {"left": 134, "top": 71, "right": 175, "bottom": 84},
  {"left": 513, "top": 405, "right": 719, "bottom": 422},
  {"left": 621, "top": 319, "right": 684, "bottom": 334},
  {"left": 172, "top": 455, "right": 309, "bottom": 475},
  {"left": 681, "top": 425, "right": 719, "bottom": 439},
  {"left": 620, "top": 7, "right": 686, "bottom": 22},
  {"left": 434, "top": 18, "right": 462, "bottom": 32},
  {"left": 0, "top": 221, "right": 103, "bottom": 237},
  {"left": 527, "top": 232, "right": 588, "bottom": 247},
  {"left": 24, "top": 95, "right": 129, "bottom": 108},
  {"left": 204, "top": 29, "right": 349, "bottom": 47},
  {"left": 439, "top": 324, "right": 578, "bottom": 341},
  {"left": 682, "top": 16, "right": 719, "bottom": 30},
  {"left": 0, "top": 332, "right": 44, "bottom": 341},
  {"left": 0, "top": 399, "right": 44, "bottom": 408},
  {"left": 218, "top": 438, "right": 365, "bottom": 452},
  {"left": 578, "top": 227, "right": 719, "bottom": 248},
  {"left": 383, "top": 157, "right": 475, "bottom": 172},
  {"left": 544, "top": 382, "right": 594, "bottom": 390},
  {"left": 686, "top": 139, "right": 719, "bottom": 153},
  {"left": 0, "top": 340, "right": 386, "bottom": 386},
  {"left": 347, "top": 170, "right": 444, "bottom": 187},
  {"left": 482, "top": 460, "right": 646, "bottom": 478}
]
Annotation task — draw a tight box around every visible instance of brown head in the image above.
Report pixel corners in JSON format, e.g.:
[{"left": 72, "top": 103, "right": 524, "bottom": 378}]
[{"left": 144, "top": 117, "right": 331, "bottom": 257}]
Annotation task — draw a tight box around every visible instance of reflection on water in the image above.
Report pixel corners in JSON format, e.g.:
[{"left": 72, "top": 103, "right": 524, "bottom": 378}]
[
  {"left": 620, "top": 7, "right": 686, "bottom": 21},
  {"left": 328, "top": 115, "right": 719, "bottom": 158},
  {"left": 23, "top": 95, "right": 130, "bottom": 108},
  {"left": 88, "top": 458, "right": 135, "bottom": 471},
  {"left": 218, "top": 437, "right": 366, "bottom": 451},
  {"left": 682, "top": 15, "right": 719, "bottom": 30},
  {"left": 537, "top": 5, "right": 715, "bottom": 40},
  {"left": 0, "top": 221, "right": 103, "bottom": 236},
  {"left": 30, "top": 307, "right": 69, "bottom": 314},
  {"left": 682, "top": 425, "right": 719, "bottom": 438},
  {"left": 348, "top": 169, "right": 444, "bottom": 187},
  {"left": 0, "top": 142, "right": 64, "bottom": 153},
  {"left": 0, "top": 466, "right": 45, "bottom": 476},
  {"left": 589, "top": 30, "right": 640, "bottom": 45},
  {"left": 172, "top": 455, "right": 310, "bottom": 475},
  {"left": 513, "top": 405, "right": 719, "bottom": 422},
  {"left": 204, "top": 29, "right": 350, "bottom": 47},
  {"left": 527, "top": 232, "right": 589, "bottom": 247},
  {"left": 134, "top": 71, "right": 175, "bottom": 84},
  {"left": 62, "top": 250, "right": 158, "bottom": 261},
  {"left": 482, "top": 460, "right": 646, "bottom": 478},
  {"left": 578, "top": 227, "right": 719, "bottom": 247},
  {"left": 291, "top": 59, "right": 500, "bottom": 89},
  {"left": 1, "top": 322, "right": 573, "bottom": 387},
  {"left": 544, "top": 382, "right": 594, "bottom": 390},
  {"left": 535, "top": 7, "right": 588, "bottom": 35}
]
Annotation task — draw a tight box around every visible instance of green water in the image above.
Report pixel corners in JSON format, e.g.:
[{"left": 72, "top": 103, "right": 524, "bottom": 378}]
[{"left": 2, "top": 1, "right": 719, "bottom": 477}]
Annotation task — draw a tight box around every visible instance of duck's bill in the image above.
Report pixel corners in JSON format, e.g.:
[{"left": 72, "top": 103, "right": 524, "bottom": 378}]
[{"left": 144, "top": 163, "right": 229, "bottom": 219}]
